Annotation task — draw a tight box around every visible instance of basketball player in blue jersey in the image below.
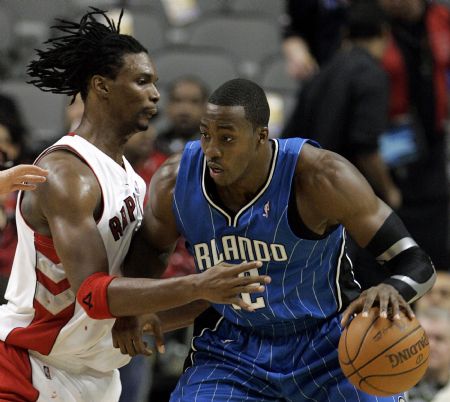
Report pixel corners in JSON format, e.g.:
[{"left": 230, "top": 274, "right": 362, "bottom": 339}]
[{"left": 128, "top": 78, "right": 436, "bottom": 401}]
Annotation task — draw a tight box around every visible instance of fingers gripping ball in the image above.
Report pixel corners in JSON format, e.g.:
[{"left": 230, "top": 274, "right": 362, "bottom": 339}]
[{"left": 338, "top": 307, "right": 429, "bottom": 396}]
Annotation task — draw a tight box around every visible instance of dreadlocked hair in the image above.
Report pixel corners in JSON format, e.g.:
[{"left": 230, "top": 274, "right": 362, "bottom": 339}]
[{"left": 27, "top": 7, "right": 147, "bottom": 102}]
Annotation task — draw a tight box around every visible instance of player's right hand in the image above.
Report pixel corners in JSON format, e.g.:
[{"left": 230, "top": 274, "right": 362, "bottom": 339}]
[
  {"left": 340, "top": 284, "right": 415, "bottom": 328},
  {"left": 196, "top": 261, "right": 271, "bottom": 312}
]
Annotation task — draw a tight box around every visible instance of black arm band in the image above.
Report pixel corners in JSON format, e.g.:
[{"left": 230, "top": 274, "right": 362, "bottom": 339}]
[{"left": 365, "top": 212, "right": 436, "bottom": 303}]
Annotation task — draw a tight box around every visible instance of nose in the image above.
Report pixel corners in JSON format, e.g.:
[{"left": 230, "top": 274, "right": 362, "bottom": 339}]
[
  {"left": 149, "top": 84, "right": 160, "bottom": 104},
  {"left": 203, "top": 137, "right": 222, "bottom": 159}
]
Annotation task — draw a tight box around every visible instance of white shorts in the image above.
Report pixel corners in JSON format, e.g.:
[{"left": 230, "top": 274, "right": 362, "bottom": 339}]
[{"left": 29, "top": 354, "right": 121, "bottom": 402}]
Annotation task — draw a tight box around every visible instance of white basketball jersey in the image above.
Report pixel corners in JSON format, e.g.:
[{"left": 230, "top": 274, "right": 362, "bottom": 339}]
[{"left": 0, "top": 134, "right": 146, "bottom": 373}]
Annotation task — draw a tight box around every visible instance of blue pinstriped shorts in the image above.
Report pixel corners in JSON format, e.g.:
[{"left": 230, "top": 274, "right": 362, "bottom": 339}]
[{"left": 170, "top": 314, "right": 405, "bottom": 402}]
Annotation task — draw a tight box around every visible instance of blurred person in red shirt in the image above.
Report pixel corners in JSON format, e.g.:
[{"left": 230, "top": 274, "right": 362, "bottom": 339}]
[{"left": 124, "top": 120, "right": 167, "bottom": 196}]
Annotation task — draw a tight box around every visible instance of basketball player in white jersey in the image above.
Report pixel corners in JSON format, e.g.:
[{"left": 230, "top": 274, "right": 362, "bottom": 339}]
[{"left": 0, "top": 9, "right": 270, "bottom": 401}]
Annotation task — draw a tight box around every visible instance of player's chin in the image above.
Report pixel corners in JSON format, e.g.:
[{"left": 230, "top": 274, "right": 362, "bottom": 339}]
[
  {"left": 136, "top": 120, "right": 150, "bottom": 132},
  {"left": 209, "top": 171, "right": 229, "bottom": 186}
]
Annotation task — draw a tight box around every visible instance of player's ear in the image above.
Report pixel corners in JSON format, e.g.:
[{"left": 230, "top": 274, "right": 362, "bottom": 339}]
[
  {"left": 258, "top": 127, "right": 269, "bottom": 144},
  {"left": 91, "top": 75, "right": 109, "bottom": 99}
]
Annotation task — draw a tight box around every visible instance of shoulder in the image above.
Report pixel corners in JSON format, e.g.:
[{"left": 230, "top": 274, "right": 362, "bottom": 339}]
[
  {"left": 150, "top": 153, "right": 181, "bottom": 193},
  {"left": 35, "top": 149, "right": 101, "bottom": 208},
  {"left": 38, "top": 149, "right": 98, "bottom": 187},
  {"left": 296, "top": 143, "right": 356, "bottom": 186},
  {"left": 295, "top": 144, "right": 377, "bottom": 220},
  {"left": 21, "top": 149, "right": 102, "bottom": 232},
  {"left": 147, "top": 153, "right": 182, "bottom": 217}
]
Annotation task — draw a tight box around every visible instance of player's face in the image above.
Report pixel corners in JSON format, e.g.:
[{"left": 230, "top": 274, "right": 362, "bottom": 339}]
[
  {"left": 108, "top": 52, "right": 160, "bottom": 133},
  {"left": 200, "top": 104, "right": 260, "bottom": 187},
  {"left": 419, "top": 317, "right": 450, "bottom": 372},
  {"left": 415, "top": 272, "right": 450, "bottom": 312}
]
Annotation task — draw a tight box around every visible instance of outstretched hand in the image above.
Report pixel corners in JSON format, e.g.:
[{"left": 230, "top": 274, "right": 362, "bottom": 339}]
[
  {"left": 112, "top": 314, "right": 165, "bottom": 357},
  {"left": 197, "top": 261, "right": 271, "bottom": 312},
  {"left": 340, "top": 283, "right": 415, "bottom": 327},
  {"left": 0, "top": 164, "right": 48, "bottom": 194}
]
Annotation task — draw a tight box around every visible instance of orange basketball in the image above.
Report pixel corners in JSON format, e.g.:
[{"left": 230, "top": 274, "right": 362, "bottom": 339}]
[{"left": 338, "top": 307, "right": 429, "bottom": 396}]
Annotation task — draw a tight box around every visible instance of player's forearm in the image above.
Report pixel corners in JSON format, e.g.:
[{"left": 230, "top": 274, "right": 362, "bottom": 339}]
[
  {"left": 157, "top": 300, "right": 210, "bottom": 333},
  {"left": 365, "top": 212, "right": 436, "bottom": 303},
  {"left": 107, "top": 275, "right": 201, "bottom": 317}
]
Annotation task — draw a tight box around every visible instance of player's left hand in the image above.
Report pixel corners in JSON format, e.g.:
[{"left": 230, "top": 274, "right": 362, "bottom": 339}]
[
  {"left": 112, "top": 314, "right": 165, "bottom": 357},
  {"left": 340, "top": 283, "right": 415, "bottom": 327}
]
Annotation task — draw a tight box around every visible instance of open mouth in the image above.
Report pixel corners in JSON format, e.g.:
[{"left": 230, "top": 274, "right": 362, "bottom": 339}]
[{"left": 207, "top": 163, "right": 224, "bottom": 176}]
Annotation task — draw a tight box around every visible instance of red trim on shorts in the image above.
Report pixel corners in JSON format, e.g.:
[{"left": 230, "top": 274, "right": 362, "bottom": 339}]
[{"left": 0, "top": 341, "right": 39, "bottom": 401}]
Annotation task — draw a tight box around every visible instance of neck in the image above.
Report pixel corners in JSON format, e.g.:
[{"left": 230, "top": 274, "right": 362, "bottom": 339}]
[{"left": 75, "top": 115, "right": 130, "bottom": 165}]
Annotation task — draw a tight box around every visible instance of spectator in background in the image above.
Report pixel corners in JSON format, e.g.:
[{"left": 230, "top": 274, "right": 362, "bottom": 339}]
[
  {"left": 124, "top": 118, "right": 167, "bottom": 193},
  {"left": 415, "top": 271, "right": 450, "bottom": 313},
  {"left": 282, "top": 0, "right": 399, "bottom": 288},
  {"left": 0, "top": 95, "right": 48, "bottom": 304},
  {"left": 281, "top": 0, "right": 348, "bottom": 81},
  {"left": 408, "top": 307, "right": 450, "bottom": 402},
  {"left": 154, "top": 76, "right": 208, "bottom": 155},
  {"left": 283, "top": 0, "right": 399, "bottom": 209},
  {"left": 379, "top": 0, "right": 450, "bottom": 271},
  {"left": 0, "top": 94, "right": 28, "bottom": 161}
]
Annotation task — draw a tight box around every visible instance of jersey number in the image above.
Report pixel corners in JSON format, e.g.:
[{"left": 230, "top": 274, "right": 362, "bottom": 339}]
[{"left": 232, "top": 267, "right": 266, "bottom": 310}]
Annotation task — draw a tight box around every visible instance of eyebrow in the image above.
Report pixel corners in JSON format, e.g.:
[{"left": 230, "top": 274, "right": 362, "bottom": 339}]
[
  {"left": 199, "top": 120, "right": 236, "bottom": 129},
  {"left": 139, "top": 72, "right": 158, "bottom": 82},
  {"left": 216, "top": 123, "right": 236, "bottom": 129}
]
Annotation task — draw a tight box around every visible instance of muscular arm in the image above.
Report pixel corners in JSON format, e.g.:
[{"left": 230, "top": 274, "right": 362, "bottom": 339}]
[
  {"left": 296, "top": 145, "right": 435, "bottom": 309},
  {"left": 30, "top": 152, "right": 110, "bottom": 289}
]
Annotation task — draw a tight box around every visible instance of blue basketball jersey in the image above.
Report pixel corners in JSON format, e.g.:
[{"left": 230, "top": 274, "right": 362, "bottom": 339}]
[{"left": 173, "top": 138, "right": 360, "bottom": 331}]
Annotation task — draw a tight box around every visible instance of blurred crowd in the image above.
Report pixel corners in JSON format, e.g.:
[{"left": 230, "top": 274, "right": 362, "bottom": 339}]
[{"left": 0, "top": 1, "right": 449, "bottom": 401}]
